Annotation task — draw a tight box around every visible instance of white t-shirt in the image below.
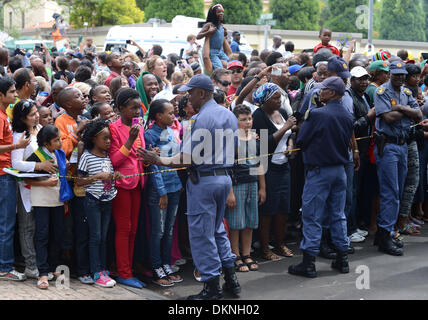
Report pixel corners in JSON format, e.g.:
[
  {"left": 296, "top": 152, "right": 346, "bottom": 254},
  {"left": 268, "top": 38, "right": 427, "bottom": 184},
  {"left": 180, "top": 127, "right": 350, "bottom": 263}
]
[{"left": 270, "top": 114, "right": 292, "bottom": 165}]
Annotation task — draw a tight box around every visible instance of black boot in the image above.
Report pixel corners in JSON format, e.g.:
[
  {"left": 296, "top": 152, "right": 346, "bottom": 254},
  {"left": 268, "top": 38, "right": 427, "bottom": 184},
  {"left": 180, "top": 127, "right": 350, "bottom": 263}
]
[
  {"left": 288, "top": 251, "right": 317, "bottom": 278},
  {"left": 331, "top": 251, "right": 349, "bottom": 273},
  {"left": 222, "top": 266, "right": 241, "bottom": 295},
  {"left": 374, "top": 230, "right": 403, "bottom": 248},
  {"left": 376, "top": 227, "right": 403, "bottom": 256},
  {"left": 187, "top": 276, "right": 223, "bottom": 300},
  {"left": 319, "top": 230, "right": 336, "bottom": 259}
]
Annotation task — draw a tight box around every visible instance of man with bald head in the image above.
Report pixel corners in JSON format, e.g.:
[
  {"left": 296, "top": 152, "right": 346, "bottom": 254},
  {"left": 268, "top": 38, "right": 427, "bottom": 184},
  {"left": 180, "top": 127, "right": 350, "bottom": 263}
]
[
  {"left": 49, "top": 80, "right": 68, "bottom": 120},
  {"left": 272, "top": 35, "right": 286, "bottom": 56}
]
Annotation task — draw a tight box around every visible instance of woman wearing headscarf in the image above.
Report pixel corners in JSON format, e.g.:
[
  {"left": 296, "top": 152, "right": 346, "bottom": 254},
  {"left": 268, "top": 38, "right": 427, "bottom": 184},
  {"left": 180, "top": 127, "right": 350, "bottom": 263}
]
[{"left": 252, "top": 83, "right": 297, "bottom": 261}]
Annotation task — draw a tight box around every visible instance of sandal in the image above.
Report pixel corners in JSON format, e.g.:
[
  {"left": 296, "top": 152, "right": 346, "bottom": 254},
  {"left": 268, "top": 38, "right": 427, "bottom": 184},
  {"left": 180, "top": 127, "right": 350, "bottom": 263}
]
[
  {"left": 234, "top": 256, "right": 249, "bottom": 272},
  {"left": 37, "top": 277, "right": 49, "bottom": 290},
  {"left": 162, "top": 264, "right": 183, "bottom": 283},
  {"left": 242, "top": 255, "right": 258, "bottom": 271},
  {"left": 152, "top": 267, "right": 174, "bottom": 287},
  {"left": 398, "top": 224, "right": 420, "bottom": 236},
  {"left": 273, "top": 245, "right": 294, "bottom": 257},
  {"left": 261, "top": 250, "right": 281, "bottom": 261}
]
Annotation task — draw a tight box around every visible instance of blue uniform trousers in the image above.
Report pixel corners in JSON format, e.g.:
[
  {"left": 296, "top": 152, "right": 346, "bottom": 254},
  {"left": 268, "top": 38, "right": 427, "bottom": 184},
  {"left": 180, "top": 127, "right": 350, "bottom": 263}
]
[
  {"left": 375, "top": 143, "right": 408, "bottom": 233},
  {"left": 300, "top": 165, "right": 349, "bottom": 256},
  {"left": 186, "top": 174, "right": 236, "bottom": 282}
]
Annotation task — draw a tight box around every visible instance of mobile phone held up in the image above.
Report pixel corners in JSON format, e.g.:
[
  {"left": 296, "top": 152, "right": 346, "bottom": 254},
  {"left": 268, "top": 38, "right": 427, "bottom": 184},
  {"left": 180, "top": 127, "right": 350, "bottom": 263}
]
[
  {"left": 132, "top": 117, "right": 140, "bottom": 126},
  {"left": 126, "top": 40, "right": 131, "bottom": 45}
]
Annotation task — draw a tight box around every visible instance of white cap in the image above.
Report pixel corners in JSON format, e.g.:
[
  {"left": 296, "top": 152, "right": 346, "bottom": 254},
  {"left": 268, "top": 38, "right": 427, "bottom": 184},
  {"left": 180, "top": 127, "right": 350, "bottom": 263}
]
[
  {"left": 153, "top": 90, "right": 177, "bottom": 102},
  {"left": 350, "top": 66, "right": 369, "bottom": 78}
]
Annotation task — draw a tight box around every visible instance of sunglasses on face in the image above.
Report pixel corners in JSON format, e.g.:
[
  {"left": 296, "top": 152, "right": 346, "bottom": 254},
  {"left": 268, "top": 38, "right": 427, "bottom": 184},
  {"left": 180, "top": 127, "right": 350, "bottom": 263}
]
[
  {"left": 231, "top": 69, "right": 243, "bottom": 74},
  {"left": 218, "top": 80, "right": 231, "bottom": 87}
]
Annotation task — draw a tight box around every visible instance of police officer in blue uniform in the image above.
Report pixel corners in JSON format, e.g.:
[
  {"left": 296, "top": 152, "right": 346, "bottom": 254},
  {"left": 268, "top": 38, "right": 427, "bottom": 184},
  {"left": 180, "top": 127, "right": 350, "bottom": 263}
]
[
  {"left": 288, "top": 77, "right": 354, "bottom": 278},
  {"left": 373, "top": 60, "right": 422, "bottom": 256},
  {"left": 298, "top": 56, "right": 358, "bottom": 260},
  {"left": 138, "top": 74, "right": 240, "bottom": 299}
]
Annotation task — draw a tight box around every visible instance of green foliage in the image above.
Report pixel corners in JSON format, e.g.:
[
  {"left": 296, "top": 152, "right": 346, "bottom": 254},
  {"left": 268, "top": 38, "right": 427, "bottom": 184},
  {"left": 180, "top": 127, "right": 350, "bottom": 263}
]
[
  {"left": 379, "top": 0, "right": 425, "bottom": 42},
  {"left": 324, "top": 0, "right": 367, "bottom": 37},
  {"left": 144, "top": 0, "right": 204, "bottom": 22},
  {"left": 210, "top": 0, "right": 263, "bottom": 25},
  {"left": 270, "top": 0, "right": 320, "bottom": 31},
  {"left": 319, "top": 0, "right": 331, "bottom": 27},
  {"left": 61, "top": 0, "right": 144, "bottom": 28}
]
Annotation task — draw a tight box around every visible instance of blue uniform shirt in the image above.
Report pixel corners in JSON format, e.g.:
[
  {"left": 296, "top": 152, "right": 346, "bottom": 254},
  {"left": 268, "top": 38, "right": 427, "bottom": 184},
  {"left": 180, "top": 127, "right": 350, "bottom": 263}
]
[
  {"left": 299, "top": 87, "right": 354, "bottom": 117},
  {"left": 230, "top": 40, "right": 240, "bottom": 53},
  {"left": 374, "top": 81, "right": 420, "bottom": 139},
  {"left": 182, "top": 99, "right": 238, "bottom": 171},
  {"left": 297, "top": 99, "right": 354, "bottom": 167}
]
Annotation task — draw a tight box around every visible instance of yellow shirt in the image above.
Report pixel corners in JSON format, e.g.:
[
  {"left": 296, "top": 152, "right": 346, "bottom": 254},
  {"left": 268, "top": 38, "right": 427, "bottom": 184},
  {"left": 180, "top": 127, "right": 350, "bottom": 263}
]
[{"left": 6, "top": 97, "right": 20, "bottom": 120}]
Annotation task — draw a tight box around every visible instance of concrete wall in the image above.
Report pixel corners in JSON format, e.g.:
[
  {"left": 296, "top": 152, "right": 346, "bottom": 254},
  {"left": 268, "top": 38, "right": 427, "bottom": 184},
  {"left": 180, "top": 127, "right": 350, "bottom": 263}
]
[{"left": 20, "top": 22, "right": 428, "bottom": 57}]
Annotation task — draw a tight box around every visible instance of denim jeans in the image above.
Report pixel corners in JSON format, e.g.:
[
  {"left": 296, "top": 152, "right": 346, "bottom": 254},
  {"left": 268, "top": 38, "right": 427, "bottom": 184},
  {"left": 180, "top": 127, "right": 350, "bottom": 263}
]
[
  {"left": 148, "top": 190, "right": 180, "bottom": 269},
  {"left": 33, "top": 206, "right": 65, "bottom": 276},
  {"left": 71, "top": 196, "right": 90, "bottom": 276},
  {"left": 84, "top": 194, "right": 112, "bottom": 275},
  {"left": 0, "top": 175, "right": 17, "bottom": 272}
]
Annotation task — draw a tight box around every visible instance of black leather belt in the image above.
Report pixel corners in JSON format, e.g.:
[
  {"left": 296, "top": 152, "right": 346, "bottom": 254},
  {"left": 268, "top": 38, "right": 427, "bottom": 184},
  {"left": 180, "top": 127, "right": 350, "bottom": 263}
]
[
  {"left": 385, "top": 135, "right": 406, "bottom": 145},
  {"left": 199, "top": 168, "right": 229, "bottom": 177}
]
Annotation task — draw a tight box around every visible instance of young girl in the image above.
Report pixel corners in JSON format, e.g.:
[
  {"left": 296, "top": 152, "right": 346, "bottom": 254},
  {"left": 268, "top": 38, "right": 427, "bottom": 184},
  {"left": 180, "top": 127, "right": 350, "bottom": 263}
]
[
  {"left": 109, "top": 88, "right": 146, "bottom": 289},
  {"left": 11, "top": 100, "right": 57, "bottom": 280},
  {"left": 144, "top": 99, "right": 183, "bottom": 286},
  {"left": 25, "top": 125, "right": 73, "bottom": 290},
  {"left": 197, "top": 4, "right": 230, "bottom": 70},
  {"left": 37, "top": 106, "right": 54, "bottom": 127},
  {"left": 77, "top": 119, "right": 122, "bottom": 287},
  {"left": 90, "top": 102, "right": 116, "bottom": 122}
]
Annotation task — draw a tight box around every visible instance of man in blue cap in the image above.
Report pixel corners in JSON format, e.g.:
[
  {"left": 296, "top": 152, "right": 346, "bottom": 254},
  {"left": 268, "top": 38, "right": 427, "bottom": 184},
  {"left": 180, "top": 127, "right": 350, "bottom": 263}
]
[
  {"left": 298, "top": 56, "right": 359, "bottom": 260},
  {"left": 137, "top": 74, "right": 240, "bottom": 299},
  {"left": 288, "top": 76, "right": 354, "bottom": 278},
  {"left": 373, "top": 60, "right": 422, "bottom": 255}
]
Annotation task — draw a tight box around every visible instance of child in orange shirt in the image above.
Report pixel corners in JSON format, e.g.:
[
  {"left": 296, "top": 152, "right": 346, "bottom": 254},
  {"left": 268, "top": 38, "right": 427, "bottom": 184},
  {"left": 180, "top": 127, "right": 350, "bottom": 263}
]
[{"left": 313, "top": 28, "right": 340, "bottom": 56}]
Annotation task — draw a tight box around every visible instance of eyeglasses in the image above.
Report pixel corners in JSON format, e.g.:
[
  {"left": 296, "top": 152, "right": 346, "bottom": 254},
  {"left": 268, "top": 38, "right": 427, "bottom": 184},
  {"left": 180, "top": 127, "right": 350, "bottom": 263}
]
[
  {"left": 20, "top": 99, "right": 35, "bottom": 111},
  {"left": 231, "top": 69, "right": 243, "bottom": 74},
  {"left": 218, "top": 80, "right": 231, "bottom": 87}
]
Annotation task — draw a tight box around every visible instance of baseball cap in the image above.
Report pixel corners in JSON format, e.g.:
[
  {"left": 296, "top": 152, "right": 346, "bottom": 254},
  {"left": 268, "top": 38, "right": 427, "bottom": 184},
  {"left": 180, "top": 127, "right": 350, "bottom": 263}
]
[
  {"left": 289, "top": 64, "right": 305, "bottom": 75},
  {"left": 232, "top": 31, "right": 241, "bottom": 36},
  {"left": 389, "top": 61, "right": 408, "bottom": 75},
  {"left": 178, "top": 74, "right": 214, "bottom": 92},
  {"left": 153, "top": 90, "right": 178, "bottom": 102},
  {"left": 350, "top": 66, "right": 369, "bottom": 78},
  {"left": 369, "top": 60, "right": 389, "bottom": 72},
  {"left": 327, "top": 56, "right": 351, "bottom": 78},
  {"left": 227, "top": 60, "right": 243, "bottom": 70},
  {"left": 314, "top": 76, "right": 346, "bottom": 96}
]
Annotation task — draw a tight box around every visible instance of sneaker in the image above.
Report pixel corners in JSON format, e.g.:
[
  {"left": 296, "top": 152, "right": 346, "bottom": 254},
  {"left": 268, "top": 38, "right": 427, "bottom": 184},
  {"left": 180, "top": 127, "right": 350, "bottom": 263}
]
[
  {"left": 78, "top": 275, "right": 95, "bottom": 285},
  {"left": 0, "top": 269, "right": 27, "bottom": 281},
  {"left": 163, "top": 264, "right": 183, "bottom": 283},
  {"left": 174, "top": 259, "right": 187, "bottom": 266},
  {"left": 102, "top": 271, "right": 116, "bottom": 285},
  {"left": 193, "top": 268, "right": 202, "bottom": 282},
  {"left": 94, "top": 272, "right": 115, "bottom": 288},
  {"left": 116, "top": 277, "right": 143, "bottom": 289},
  {"left": 171, "top": 265, "right": 180, "bottom": 273},
  {"left": 349, "top": 232, "right": 365, "bottom": 243},
  {"left": 152, "top": 267, "right": 174, "bottom": 287},
  {"left": 356, "top": 228, "right": 369, "bottom": 237},
  {"left": 24, "top": 268, "right": 39, "bottom": 279}
]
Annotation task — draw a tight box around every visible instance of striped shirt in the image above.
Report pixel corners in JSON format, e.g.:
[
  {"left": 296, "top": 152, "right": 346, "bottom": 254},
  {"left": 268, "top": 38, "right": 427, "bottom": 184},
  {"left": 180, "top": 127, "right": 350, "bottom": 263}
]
[{"left": 78, "top": 150, "right": 117, "bottom": 201}]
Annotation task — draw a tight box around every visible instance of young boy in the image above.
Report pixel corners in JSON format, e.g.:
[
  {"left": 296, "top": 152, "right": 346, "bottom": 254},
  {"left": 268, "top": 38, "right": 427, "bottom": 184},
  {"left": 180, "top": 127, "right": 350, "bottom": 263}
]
[
  {"left": 225, "top": 104, "right": 266, "bottom": 272},
  {"left": 313, "top": 28, "right": 340, "bottom": 56},
  {"left": 0, "top": 76, "right": 29, "bottom": 281},
  {"left": 54, "top": 87, "right": 93, "bottom": 285}
]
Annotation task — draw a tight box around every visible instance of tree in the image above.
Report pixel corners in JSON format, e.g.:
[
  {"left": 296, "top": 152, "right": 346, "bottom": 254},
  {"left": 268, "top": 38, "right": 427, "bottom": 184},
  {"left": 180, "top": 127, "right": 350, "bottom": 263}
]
[
  {"left": 59, "top": 0, "right": 144, "bottom": 28},
  {"left": 379, "top": 0, "right": 425, "bottom": 42},
  {"left": 318, "top": 0, "right": 330, "bottom": 28},
  {"left": 144, "top": 0, "right": 204, "bottom": 22},
  {"left": 324, "top": 0, "right": 367, "bottom": 37},
  {"left": 210, "top": 0, "right": 262, "bottom": 25},
  {"left": 270, "top": 0, "right": 320, "bottom": 31}
]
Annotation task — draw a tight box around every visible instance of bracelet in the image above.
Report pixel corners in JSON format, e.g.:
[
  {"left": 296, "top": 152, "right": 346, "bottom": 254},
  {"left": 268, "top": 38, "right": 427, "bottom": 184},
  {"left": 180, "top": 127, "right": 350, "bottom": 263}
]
[
  {"left": 254, "top": 75, "right": 261, "bottom": 81},
  {"left": 353, "top": 150, "right": 359, "bottom": 153}
]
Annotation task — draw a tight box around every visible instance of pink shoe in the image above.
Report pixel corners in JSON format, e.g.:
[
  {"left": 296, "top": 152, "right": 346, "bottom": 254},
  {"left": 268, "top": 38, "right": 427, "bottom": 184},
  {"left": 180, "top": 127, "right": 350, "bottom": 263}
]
[{"left": 94, "top": 272, "right": 115, "bottom": 288}]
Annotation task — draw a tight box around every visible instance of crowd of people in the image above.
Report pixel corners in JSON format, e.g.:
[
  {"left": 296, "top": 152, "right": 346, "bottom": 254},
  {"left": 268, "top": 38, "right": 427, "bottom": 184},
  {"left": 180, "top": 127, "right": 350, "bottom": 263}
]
[{"left": 1, "top": 3, "right": 428, "bottom": 300}]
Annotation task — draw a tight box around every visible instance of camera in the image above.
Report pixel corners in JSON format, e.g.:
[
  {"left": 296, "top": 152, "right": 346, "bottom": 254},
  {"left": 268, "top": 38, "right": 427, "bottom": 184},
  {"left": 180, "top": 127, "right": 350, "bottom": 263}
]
[{"left": 126, "top": 40, "right": 131, "bottom": 44}]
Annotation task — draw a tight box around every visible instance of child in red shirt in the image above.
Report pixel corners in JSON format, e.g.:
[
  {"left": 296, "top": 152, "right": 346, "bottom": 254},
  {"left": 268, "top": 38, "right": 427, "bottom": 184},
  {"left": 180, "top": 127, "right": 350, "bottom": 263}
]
[{"left": 313, "top": 28, "right": 341, "bottom": 56}]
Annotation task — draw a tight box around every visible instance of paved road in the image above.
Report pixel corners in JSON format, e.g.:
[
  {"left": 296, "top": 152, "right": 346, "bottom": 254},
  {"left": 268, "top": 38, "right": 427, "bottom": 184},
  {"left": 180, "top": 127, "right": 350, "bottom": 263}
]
[
  {"left": 150, "top": 225, "right": 428, "bottom": 300},
  {"left": 3, "top": 225, "right": 428, "bottom": 300}
]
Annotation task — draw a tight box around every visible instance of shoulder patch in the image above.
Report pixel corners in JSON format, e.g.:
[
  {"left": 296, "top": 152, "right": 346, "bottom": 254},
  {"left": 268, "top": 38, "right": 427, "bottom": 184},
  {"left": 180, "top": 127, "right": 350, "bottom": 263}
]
[
  {"left": 376, "top": 87, "right": 385, "bottom": 95},
  {"left": 304, "top": 109, "right": 311, "bottom": 121},
  {"left": 403, "top": 88, "right": 412, "bottom": 95}
]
